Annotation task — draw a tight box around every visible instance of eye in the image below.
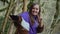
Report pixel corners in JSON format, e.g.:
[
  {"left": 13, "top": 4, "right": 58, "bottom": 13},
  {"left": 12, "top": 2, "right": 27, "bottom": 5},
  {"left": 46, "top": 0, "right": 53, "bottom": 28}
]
[
  {"left": 36, "top": 8, "right": 39, "bottom": 10},
  {"left": 32, "top": 7, "right": 35, "bottom": 9},
  {"left": 36, "top": 7, "right": 39, "bottom": 11}
]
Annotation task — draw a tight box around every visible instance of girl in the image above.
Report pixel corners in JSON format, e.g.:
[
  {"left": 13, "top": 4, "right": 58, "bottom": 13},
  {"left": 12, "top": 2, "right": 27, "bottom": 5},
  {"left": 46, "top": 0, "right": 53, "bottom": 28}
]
[{"left": 10, "top": 3, "right": 44, "bottom": 34}]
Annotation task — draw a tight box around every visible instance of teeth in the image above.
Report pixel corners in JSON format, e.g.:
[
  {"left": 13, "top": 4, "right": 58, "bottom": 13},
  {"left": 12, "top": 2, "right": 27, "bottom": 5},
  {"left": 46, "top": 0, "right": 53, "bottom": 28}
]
[
  {"left": 33, "top": 11, "right": 37, "bottom": 13},
  {"left": 35, "top": 11, "right": 37, "bottom": 13}
]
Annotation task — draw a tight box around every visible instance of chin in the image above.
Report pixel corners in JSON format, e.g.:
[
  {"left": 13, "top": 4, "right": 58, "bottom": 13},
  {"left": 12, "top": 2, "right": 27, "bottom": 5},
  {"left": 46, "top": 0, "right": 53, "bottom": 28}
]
[
  {"left": 32, "top": 13, "right": 38, "bottom": 16},
  {"left": 33, "top": 14, "right": 37, "bottom": 16}
]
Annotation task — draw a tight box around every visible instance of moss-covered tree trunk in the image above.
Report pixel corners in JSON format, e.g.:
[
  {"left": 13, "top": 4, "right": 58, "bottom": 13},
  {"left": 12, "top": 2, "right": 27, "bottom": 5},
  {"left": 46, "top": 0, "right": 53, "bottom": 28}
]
[
  {"left": 0, "top": 0, "right": 15, "bottom": 34},
  {"left": 6, "top": 0, "right": 16, "bottom": 34},
  {"left": 38, "top": 0, "right": 56, "bottom": 34},
  {"left": 23, "top": 0, "right": 27, "bottom": 12},
  {"left": 38, "top": 0, "right": 60, "bottom": 34},
  {"left": 51, "top": 0, "right": 60, "bottom": 34}
]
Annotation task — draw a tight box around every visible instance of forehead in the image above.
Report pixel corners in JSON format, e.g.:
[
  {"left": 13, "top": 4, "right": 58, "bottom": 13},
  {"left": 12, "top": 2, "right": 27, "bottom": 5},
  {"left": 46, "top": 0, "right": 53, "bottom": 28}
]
[{"left": 33, "top": 4, "right": 39, "bottom": 8}]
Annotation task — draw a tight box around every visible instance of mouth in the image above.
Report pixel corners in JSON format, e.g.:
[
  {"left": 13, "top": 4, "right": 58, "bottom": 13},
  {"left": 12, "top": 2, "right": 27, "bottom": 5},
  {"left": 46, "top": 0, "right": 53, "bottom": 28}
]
[
  {"left": 33, "top": 11, "right": 37, "bottom": 13},
  {"left": 32, "top": 11, "right": 38, "bottom": 15}
]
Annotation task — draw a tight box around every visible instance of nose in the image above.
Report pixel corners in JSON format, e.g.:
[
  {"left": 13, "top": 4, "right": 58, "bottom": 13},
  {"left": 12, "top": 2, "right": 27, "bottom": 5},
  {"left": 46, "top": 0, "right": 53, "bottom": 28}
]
[{"left": 34, "top": 9, "right": 36, "bottom": 12}]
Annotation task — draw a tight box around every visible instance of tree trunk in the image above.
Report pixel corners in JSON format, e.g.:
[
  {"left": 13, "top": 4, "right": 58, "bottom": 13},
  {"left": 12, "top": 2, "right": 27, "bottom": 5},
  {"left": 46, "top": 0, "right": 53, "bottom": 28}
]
[
  {"left": 7, "top": 1, "right": 16, "bottom": 34},
  {"left": 7, "top": 22, "right": 16, "bottom": 34},
  {"left": 0, "top": 0, "right": 15, "bottom": 34},
  {"left": 23, "top": 0, "right": 27, "bottom": 12}
]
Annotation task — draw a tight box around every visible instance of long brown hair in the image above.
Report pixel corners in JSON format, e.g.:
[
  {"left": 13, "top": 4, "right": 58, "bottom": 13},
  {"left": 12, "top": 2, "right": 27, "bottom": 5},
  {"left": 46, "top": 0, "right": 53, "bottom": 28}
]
[{"left": 29, "top": 3, "right": 41, "bottom": 26}]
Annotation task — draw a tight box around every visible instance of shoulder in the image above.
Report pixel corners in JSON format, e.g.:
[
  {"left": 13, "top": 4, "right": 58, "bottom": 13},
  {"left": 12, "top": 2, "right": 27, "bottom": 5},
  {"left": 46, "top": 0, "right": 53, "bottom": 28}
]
[
  {"left": 19, "top": 11, "right": 30, "bottom": 22},
  {"left": 19, "top": 11, "right": 29, "bottom": 17},
  {"left": 19, "top": 12, "right": 30, "bottom": 31}
]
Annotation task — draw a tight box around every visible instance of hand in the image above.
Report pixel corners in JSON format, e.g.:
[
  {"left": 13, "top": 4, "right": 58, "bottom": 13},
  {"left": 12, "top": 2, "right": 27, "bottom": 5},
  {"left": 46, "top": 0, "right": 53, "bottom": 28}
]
[{"left": 39, "top": 17, "right": 44, "bottom": 27}]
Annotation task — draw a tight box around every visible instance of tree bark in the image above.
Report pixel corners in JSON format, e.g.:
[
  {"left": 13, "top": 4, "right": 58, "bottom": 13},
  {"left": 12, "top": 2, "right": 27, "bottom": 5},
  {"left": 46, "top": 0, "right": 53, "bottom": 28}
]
[
  {"left": 0, "top": 0, "right": 15, "bottom": 34},
  {"left": 23, "top": 0, "right": 27, "bottom": 12}
]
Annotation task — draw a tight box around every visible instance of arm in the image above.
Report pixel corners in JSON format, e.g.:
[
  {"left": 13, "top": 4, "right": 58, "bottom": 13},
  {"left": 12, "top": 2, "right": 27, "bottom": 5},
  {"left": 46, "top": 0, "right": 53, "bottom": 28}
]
[
  {"left": 37, "top": 18, "right": 44, "bottom": 33},
  {"left": 37, "top": 24, "right": 44, "bottom": 33}
]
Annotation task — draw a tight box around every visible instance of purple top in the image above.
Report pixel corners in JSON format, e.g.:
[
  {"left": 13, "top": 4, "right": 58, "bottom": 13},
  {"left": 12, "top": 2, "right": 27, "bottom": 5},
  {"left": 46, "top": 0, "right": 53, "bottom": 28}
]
[{"left": 19, "top": 12, "right": 39, "bottom": 34}]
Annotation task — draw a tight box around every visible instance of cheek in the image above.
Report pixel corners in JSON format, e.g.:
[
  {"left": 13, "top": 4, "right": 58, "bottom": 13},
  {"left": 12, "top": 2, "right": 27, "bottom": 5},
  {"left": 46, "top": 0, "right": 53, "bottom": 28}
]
[
  {"left": 37, "top": 10, "right": 39, "bottom": 13},
  {"left": 32, "top": 10, "right": 39, "bottom": 16},
  {"left": 32, "top": 9, "right": 39, "bottom": 13}
]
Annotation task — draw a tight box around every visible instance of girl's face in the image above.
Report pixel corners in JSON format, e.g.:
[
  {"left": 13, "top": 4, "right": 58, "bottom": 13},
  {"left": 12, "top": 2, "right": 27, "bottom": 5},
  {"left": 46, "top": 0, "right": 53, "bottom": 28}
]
[{"left": 31, "top": 5, "right": 39, "bottom": 16}]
